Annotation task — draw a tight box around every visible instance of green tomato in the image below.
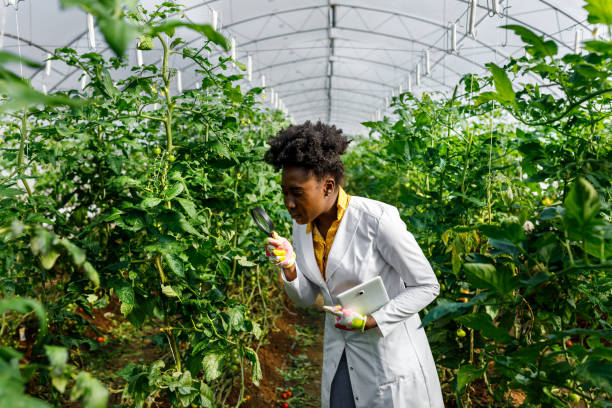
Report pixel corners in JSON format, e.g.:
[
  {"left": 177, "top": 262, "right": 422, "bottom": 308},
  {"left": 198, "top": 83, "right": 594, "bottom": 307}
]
[
  {"left": 456, "top": 328, "right": 467, "bottom": 338},
  {"left": 153, "top": 147, "right": 161, "bottom": 155},
  {"left": 137, "top": 36, "right": 154, "bottom": 50},
  {"left": 568, "top": 393, "right": 580, "bottom": 403},
  {"left": 168, "top": 154, "right": 176, "bottom": 162}
]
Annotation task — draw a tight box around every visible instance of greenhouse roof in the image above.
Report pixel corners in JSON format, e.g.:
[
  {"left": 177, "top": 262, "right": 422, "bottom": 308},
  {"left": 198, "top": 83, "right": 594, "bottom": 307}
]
[{"left": 0, "top": 0, "right": 599, "bottom": 135}]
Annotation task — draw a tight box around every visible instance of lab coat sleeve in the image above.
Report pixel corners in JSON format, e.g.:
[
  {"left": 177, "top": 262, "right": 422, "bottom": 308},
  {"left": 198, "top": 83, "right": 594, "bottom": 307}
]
[
  {"left": 370, "top": 206, "right": 440, "bottom": 337},
  {"left": 281, "top": 263, "right": 320, "bottom": 308}
]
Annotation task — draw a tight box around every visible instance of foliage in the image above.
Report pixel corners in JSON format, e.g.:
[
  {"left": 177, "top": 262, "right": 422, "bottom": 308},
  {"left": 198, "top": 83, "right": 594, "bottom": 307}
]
[
  {"left": 346, "top": 15, "right": 611, "bottom": 407},
  {"left": 1, "top": 1, "right": 289, "bottom": 406}
]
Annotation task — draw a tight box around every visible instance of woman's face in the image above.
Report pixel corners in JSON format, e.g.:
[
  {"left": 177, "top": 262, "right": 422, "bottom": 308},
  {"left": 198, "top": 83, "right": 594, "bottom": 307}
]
[{"left": 281, "top": 166, "right": 334, "bottom": 224}]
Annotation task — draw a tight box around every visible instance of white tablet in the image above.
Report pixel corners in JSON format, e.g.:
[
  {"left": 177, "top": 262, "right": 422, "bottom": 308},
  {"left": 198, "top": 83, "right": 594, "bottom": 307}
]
[{"left": 336, "top": 276, "right": 389, "bottom": 316}]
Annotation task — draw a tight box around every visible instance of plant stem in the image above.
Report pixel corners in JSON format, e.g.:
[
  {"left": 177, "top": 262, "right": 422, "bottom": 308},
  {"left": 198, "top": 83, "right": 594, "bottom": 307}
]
[
  {"left": 17, "top": 109, "right": 34, "bottom": 200},
  {"left": 158, "top": 33, "right": 174, "bottom": 153}
]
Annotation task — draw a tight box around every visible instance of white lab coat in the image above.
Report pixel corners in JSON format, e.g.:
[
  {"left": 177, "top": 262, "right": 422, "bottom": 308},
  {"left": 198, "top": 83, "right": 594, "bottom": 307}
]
[{"left": 282, "top": 196, "right": 444, "bottom": 408}]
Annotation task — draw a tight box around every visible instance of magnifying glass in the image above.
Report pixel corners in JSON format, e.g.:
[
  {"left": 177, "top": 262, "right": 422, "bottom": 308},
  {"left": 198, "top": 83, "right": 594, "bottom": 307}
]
[{"left": 250, "top": 207, "right": 275, "bottom": 238}]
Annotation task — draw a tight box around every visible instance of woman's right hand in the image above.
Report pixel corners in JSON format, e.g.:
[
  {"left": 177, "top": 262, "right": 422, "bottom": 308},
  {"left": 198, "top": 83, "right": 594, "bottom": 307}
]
[{"left": 264, "top": 232, "right": 296, "bottom": 269}]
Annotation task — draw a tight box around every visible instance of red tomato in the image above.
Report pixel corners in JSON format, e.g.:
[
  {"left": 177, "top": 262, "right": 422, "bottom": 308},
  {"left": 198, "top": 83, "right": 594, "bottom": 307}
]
[
  {"left": 244, "top": 395, "right": 251, "bottom": 402},
  {"left": 565, "top": 340, "right": 573, "bottom": 347},
  {"left": 282, "top": 392, "right": 288, "bottom": 399},
  {"left": 181, "top": 343, "right": 185, "bottom": 349},
  {"left": 287, "top": 391, "right": 293, "bottom": 397},
  {"left": 50, "top": 325, "right": 55, "bottom": 330},
  {"left": 97, "top": 336, "right": 105, "bottom": 343},
  {"left": 282, "top": 403, "right": 289, "bottom": 408},
  {"left": 112, "top": 334, "right": 117, "bottom": 339}
]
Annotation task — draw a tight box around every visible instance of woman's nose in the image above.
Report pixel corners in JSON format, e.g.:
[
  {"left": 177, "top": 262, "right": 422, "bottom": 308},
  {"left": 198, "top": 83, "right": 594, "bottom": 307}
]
[{"left": 284, "top": 196, "right": 296, "bottom": 209}]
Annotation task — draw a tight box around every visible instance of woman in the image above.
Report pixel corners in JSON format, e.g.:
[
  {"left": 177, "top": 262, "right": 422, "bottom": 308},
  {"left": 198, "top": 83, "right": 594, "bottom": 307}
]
[{"left": 263, "top": 121, "right": 444, "bottom": 408}]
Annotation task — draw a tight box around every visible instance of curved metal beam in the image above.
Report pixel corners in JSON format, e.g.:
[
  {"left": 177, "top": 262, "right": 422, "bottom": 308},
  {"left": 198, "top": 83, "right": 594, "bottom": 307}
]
[
  {"left": 291, "top": 105, "right": 373, "bottom": 116},
  {"left": 270, "top": 74, "right": 394, "bottom": 89},
  {"left": 282, "top": 87, "right": 383, "bottom": 100},
  {"left": 253, "top": 55, "right": 459, "bottom": 90},
  {"left": 287, "top": 97, "right": 377, "bottom": 110}
]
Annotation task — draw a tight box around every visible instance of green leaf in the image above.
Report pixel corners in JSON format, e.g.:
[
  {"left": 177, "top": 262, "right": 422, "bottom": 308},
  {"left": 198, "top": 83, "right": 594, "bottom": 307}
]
[
  {"left": 44, "top": 345, "right": 68, "bottom": 376},
  {"left": 464, "top": 263, "right": 513, "bottom": 294},
  {"left": 151, "top": 22, "right": 229, "bottom": 50},
  {"left": 0, "top": 79, "right": 81, "bottom": 112},
  {"left": 177, "top": 198, "right": 197, "bottom": 219},
  {"left": 228, "top": 307, "right": 245, "bottom": 330},
  {"left": 161, "top": 284, "right": 179, "bottom": 297},
  {"left": 455, "top": 365, "right": 485, "bottom": 394},
  {"left": 422, "top": 298, "right": 474, "bottom": 326},
  {"left": 564, "top": 177, "right": 601, "bottom": 229},
  {"left": 141, "top": 197, "right": 162, "bottom": 208},
  {"left": 113, "top": 281, "right": 135, "bottom": 315},
  {"left": 40, "top": 249, "right": 61, "bottom": 270},
  {"left": 97, "top": 17, "right": 137, "bottom": 57},
  {"left": 576, "top": 359, "right": 612, "bottom": 394},
  {"left": 59, "top": 238, "right": 86, "bottom": 265},
  {"left": 99, "top": 69, "right": 119, "bottom": 99},
  {"left": 236, "top": 256, "right": 256, "bottom": 267},
  {"left": 0, "top": 298, "right": 46, "bottom": 336},
  {"left": 244, "top": 347, "right": 262, "bottom": 386},
  {"left": 201, "top": 352, "right": 223, "bottom": 381},
  {"left": 454, "top": 313, "right": 512, "bottom": 343},
  {"left": 162, "top": 252, "right": 184, "bottom": 278},
  {"left": 198, "top": 382, "right": 215, "bottom": 408},
  {"left": 70, "top": 371, "right": 109, "bottom": 408},
  {"left": 0, "top": 50, "right": 42, "bottom": 68},
  {"left": 82, "top": 262, "right": 100, "bottom": 287},
  {"left": 502, "top": 25, "right": 558, "bottom": 58},
  {"left": 485, "top": 63, "right": 515, "bottom": 104},
  {"left": 585, "top": 0, "right": 612, "bottom": 25},
  {"left": 165, "top": 182, "right": 184, "bottom": 200}
]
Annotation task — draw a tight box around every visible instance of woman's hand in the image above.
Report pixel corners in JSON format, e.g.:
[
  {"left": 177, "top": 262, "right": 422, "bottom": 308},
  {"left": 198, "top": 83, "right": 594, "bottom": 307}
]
[
  {"left": 324, "top": 305, "right": 374, "bottom": 332},
  {"left": 264, "top": 232, "right": 296, "bottom": 269}
]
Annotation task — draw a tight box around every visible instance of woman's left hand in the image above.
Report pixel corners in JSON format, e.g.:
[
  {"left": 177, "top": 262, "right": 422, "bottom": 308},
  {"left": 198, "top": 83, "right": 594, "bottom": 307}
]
[{"left": 324, "top": 305, "right": 374, "bottom": 332}]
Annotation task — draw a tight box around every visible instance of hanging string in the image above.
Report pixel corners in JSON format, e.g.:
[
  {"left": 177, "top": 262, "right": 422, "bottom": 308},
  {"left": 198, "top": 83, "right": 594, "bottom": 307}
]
[
  {"left": 486, "top": 101, "right": 495, "bottom": 223},
  {"left": 15, "top": 5, "right": 23, "bottom": 78},
  {"left": 0, "top": 5, "right": 6, "bottom": 49}
]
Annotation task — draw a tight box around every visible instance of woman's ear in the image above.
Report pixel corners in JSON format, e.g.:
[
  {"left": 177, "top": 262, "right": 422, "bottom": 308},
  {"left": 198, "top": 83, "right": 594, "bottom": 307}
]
[{"left": 324, "top": 177, "right": 336, "bottom": 197}]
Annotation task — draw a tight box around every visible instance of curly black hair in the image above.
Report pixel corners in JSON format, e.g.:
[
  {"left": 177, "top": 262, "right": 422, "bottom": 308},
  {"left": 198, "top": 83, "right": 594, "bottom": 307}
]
[{"left": 264, "top": 121, "right": 351, "bottom": 184}]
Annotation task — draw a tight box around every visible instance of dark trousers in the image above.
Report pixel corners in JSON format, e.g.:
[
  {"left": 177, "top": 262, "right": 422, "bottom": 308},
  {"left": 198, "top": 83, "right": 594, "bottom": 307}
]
[{"left": 330, "top": 350, "right": 357, "bottom": 408}]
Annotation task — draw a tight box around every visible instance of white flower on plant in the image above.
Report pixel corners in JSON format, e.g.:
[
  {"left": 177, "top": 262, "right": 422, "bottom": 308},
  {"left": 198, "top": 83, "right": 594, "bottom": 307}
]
[{"left": 523, "top": 220, "right": 535, "bottom": 234}]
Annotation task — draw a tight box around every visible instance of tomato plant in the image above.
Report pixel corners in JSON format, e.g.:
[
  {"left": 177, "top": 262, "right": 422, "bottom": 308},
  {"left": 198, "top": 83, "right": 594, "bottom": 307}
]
[
  {"left": 1, "top": 1, "right": 290, "bottom": 406},
  {"left": 345, "top": 4, "right": 611, "bottom": 406}
]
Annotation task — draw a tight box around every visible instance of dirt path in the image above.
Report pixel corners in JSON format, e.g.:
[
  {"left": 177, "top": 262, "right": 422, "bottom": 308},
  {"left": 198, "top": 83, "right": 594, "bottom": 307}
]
[{"left": 232, "top": 294, "right": 326, "bottom": 407}]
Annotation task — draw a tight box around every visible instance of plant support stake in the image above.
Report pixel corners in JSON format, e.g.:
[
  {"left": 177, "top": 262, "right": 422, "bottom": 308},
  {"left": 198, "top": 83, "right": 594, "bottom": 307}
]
[
  {"left": 45, "top": 53, "right": 51, "bottom": 76},
  {"left": 230, "top": 37, "right": 236, "bottom": 60},
  {"left": 425, "top": 50, "right": 430, "bottom": 75},
  {"left": 211, "top": 8, "right": 218, "bottom": 31},
  {"left": 468, "top": 0, "right": 477, "bottom": 38},
  {"left": 574, "top": 29, "right": 582, "bottom": 54},
  {"left": 451, "top": 23, "right": 457, "bottom": 52},
  {"left": 177, "top": 70, "right": 182, "bottom": 94},
  {"left": 87, "top": 13, "right": 96, "bottom": 49},
  {"left": 136, "top": 49, "right": 143, "bottom": 67},
  {"left": 246, "top": 55, "right": 252, "bottom": 81}
]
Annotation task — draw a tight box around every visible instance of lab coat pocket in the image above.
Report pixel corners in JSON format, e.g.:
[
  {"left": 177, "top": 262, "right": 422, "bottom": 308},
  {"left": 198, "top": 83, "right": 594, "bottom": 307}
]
[{"left": 376, "top": 375, "right": 429, "bottom": 408}]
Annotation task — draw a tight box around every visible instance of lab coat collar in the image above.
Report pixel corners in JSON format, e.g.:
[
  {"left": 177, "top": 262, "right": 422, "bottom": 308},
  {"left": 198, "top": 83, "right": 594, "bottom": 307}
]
[
  {"left": 296, "top": 198, "right": 362, "bottom": 285},
  {"left": 325, "top": 200, "right": 362, "bottom": 283}
]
